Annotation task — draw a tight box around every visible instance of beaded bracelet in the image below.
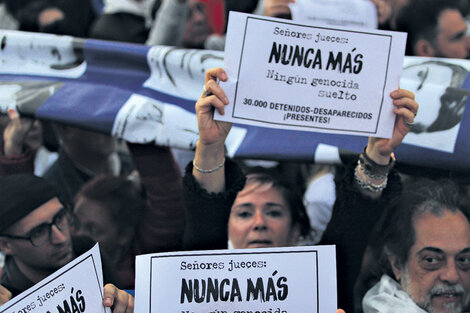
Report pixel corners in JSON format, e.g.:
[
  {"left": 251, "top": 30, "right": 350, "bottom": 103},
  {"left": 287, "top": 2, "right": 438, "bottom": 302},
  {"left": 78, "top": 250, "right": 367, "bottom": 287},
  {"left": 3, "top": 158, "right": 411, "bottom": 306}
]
[
  {"left": 193, "top": 158, "right": 226, "bottom": 174},
  {"left": 358, "top": 147, "right": 395, "bottom": 178},
  {"left": 354, "top": 165, "right": 388, "bottom": 193},
  {"left": 357, "top": 160, "right": 388, "bottom": 180}
]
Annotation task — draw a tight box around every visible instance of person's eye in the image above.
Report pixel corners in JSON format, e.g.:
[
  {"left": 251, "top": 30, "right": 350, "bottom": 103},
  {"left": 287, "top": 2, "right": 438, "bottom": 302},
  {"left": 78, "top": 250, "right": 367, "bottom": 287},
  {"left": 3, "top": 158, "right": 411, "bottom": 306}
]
[
  {"left": 236, "top": 211, "right": 252, "bottom": 219},
  {"left": 420, "top": 254, "right": 444, "bottom": 270},
  {"left": 266, "top": 209, "right": 283, "bottom": 218},
  {"left": 30, "top": 224, "right": 49, "bottom": 239},
  {"left": 453, "top": 32, "right": 465, "bottom": 41},
  {"left": 457, "top": 254, "right": 470, "bottom": 270},
  {"left": 54, "top": 211, "right": 68, "bottom": 226}
]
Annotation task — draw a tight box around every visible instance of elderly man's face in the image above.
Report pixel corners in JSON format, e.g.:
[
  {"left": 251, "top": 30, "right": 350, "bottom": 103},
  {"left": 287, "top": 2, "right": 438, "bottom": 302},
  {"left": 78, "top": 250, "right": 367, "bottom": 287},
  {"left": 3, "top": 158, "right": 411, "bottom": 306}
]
[{"left": 396, "top": 210, "right": 470, "bottom": 313}]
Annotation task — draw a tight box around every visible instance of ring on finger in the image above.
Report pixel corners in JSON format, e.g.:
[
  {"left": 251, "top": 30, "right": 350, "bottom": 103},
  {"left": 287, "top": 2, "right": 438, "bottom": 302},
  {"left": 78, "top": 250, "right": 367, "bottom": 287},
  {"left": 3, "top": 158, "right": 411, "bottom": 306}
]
[
  {"left": 405, "top": 121, "right": 414, "bottom": 129},
  {"left": 203, "top": 85, "right": 210, "bottom": 97}
]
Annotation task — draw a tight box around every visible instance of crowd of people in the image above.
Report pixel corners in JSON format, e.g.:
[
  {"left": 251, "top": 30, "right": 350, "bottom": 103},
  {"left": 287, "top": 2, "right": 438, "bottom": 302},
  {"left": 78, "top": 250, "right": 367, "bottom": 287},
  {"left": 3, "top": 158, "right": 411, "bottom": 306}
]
[{"left": 1, "top": 0, "right": 470, "bottom": 312}]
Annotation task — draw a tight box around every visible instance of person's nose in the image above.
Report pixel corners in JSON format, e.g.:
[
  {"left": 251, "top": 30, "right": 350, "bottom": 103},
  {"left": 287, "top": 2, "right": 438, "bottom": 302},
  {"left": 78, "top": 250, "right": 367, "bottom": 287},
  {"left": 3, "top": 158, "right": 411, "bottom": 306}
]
[
  {"left": 50, "top": 225, "right": 67, "bottom": 244},
  {"left": 439, "top": 260, "right": 460, "bottom": 285},
  {"left": 253, "top": 211, "right": 267, "bottom": 231}
]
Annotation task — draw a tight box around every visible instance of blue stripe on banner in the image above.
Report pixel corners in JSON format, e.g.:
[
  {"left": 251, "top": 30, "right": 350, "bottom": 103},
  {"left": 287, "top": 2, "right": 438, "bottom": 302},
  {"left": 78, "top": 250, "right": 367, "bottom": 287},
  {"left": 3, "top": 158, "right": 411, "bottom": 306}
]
[
  {"left": 36, "top": 82, "right": 131, "bottom": 134},
  {"left": 82, "top": 39, "right": 151, "bottom": 91},
  {"left": 82, "top": 40, "right": 197, "bottom": 112},
  {"left": 234, "top": 127, "right": 367, "bottom": 161}
]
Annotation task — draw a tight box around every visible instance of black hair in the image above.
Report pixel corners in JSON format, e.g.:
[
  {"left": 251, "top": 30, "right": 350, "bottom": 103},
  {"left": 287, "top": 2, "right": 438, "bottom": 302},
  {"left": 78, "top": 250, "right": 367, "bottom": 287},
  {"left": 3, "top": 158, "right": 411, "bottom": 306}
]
[
  {"left": 241, "top": 171, "right": 312, "bottom": 240},
  {"left": 74, "top": 175, "right": 145, "bottom": 233},
  {"left": 395, "top": 0, "right": 465, "bottom": 55}
]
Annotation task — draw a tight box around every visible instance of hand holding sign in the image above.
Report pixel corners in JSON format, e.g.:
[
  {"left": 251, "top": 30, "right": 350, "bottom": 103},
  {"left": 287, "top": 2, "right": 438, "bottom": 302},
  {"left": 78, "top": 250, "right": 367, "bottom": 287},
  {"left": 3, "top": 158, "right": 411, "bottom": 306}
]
[
  {"left": 135, "top": 246, "right": 339, "bottom": 313},
  {"left": 217, "top": 12, "right": 407, "bottom": 138},
  {"left": 0, "top": 244, "right": 113, "bottom": 313},
  {"left": 103, "top": 284, "right": 134, "bottom": 313},
  {"left": 0, "top": 285, "right": 11, "bottom": 306},
  {"left": 196, "top": 68, "right": 232, "bottom": 148},
  {"left": 197, "top": 66, "right": 418, "bottom": 165},
  {"left": 195, "top": 67, "right": 418, "bottom": 199},
  {"left": 193, "top": 67, "right": 232, "bottom": 193}
]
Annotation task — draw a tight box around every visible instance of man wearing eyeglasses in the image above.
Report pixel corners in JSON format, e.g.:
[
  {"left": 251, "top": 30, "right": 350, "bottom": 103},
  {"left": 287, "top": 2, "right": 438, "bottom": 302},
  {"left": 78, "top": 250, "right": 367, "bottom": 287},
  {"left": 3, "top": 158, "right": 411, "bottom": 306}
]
[{"left": 0, "top": 174, "right": 134, "bottom": 313}]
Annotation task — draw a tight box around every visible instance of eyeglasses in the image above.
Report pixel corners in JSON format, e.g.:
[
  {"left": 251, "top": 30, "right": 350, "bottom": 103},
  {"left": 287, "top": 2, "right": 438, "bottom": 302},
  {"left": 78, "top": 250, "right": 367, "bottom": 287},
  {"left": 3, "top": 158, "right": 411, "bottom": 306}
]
[{"left": 0, "top": 208, "right": 72, "bottom": 247}]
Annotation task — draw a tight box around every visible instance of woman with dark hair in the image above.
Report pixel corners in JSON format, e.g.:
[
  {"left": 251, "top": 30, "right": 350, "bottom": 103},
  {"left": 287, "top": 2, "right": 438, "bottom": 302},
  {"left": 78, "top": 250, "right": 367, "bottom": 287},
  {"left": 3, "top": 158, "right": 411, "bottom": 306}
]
[
  {"left": 183, "top": 158, "right": 312, "bottom": 250},
  {"left": 74, "top": 175, "right": 145, "bottom": 268},
  {"left": 227, "top": 171, "right": 312, "bottom": 249},
  {"left": 183, "top": 67, "right": 418, "bottom": 312}
]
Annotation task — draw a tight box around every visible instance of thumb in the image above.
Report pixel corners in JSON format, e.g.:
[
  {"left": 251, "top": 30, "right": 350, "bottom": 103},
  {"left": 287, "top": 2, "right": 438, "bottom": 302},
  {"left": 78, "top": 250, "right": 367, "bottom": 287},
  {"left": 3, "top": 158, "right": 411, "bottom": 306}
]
[{"left": 7, "top": 108, "right": 19, "bottom": 123}]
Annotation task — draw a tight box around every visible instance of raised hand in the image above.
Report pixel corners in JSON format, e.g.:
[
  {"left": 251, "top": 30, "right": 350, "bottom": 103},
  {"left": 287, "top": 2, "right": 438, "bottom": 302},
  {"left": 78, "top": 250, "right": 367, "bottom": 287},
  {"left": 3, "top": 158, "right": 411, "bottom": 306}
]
[
  {"left": 193, "top": 67, "right": 232, "bottom": 193},
  {"left": 196, "top": 67, "right": 232, "bottom": 148},
  {"left": 3, "top": 108, "right": 38, "bottom": 156}
]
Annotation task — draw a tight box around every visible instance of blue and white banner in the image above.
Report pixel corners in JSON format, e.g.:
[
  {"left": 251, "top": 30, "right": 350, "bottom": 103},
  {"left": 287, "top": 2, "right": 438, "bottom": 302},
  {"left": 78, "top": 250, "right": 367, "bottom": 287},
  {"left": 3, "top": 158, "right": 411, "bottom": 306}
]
[{"left": 1, "top": 30, "right": 470, "bottom": 171}]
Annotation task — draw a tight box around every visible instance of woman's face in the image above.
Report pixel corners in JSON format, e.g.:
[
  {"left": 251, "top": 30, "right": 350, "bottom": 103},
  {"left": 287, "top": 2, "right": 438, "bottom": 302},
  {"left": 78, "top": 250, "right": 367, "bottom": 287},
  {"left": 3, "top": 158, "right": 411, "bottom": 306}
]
[
  {"left": 228, "top": 184, "right": 299, "bottom": 249},
  {"left": 73, "top": 196, "right": 127, "bottom": 259}
]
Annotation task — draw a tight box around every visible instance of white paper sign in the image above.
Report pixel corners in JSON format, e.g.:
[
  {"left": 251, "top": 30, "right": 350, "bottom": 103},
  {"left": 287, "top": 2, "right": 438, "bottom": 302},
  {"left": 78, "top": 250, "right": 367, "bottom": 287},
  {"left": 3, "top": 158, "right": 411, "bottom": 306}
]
[
  {"left": 289, "top": 0, "right": 378, "bottom": 29},
  {"left": 216, "top": 12, "right": 407, "bottom": 138},
  {"left": 0, "top": 244, "right": 110, "bottom": 313},
  {"left": 134, "top": 245, "right": 337, "bottom": 313}
]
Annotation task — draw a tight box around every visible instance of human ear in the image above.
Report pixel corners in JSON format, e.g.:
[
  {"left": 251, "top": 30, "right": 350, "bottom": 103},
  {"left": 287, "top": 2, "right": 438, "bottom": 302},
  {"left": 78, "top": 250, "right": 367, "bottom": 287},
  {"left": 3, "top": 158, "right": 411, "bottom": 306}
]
[
  {"left": 414, "top": 39, "right": 436, "bottom": 57},
  {"left": 388, "top": 255, "right": 402, "bottom": 281}
]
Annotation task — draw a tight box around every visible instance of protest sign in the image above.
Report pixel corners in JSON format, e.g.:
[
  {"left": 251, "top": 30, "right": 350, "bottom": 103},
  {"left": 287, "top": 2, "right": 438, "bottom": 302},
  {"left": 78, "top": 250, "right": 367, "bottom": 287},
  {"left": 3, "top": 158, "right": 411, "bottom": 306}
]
[
  {"left": 0, "top": 244, "right": 110, "bottom": 313},
  {"left": 216, "top": 12, "right": 407, "bottom": 138},
  {"left": 1, "top": 30, "right": 470, "bottom": 171},
  {"left": 289, "top": 0, "right": 378, "bottom": 29},
  {"left": 134, "top": 245, "right": 337, "bottom": 313}
]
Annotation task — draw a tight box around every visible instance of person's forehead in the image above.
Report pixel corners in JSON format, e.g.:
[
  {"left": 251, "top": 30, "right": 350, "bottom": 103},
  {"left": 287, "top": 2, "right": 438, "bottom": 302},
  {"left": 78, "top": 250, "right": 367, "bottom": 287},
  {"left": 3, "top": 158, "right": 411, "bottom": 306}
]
[
  {"left": 438, "top": 9, "right": 466, "bottom": 35},
  {"left": 11, "top": 197, "right": 63, "bottom": 233},
  {"left": 233, "top": 185, "right": 288, "bottom": 208},
  {"left": 389, "top": 0, "right": 408, "bottom": 11},
  {"left": 411, "top": 210, "right": 470, "bottom": 254},
  {"left": 74, "top": 197, "right": 113, "bottom": 223}
]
